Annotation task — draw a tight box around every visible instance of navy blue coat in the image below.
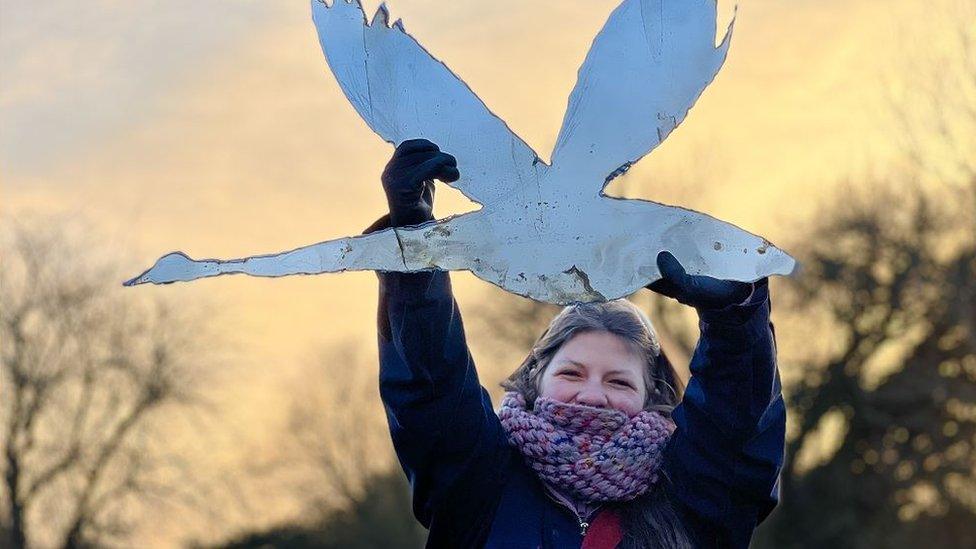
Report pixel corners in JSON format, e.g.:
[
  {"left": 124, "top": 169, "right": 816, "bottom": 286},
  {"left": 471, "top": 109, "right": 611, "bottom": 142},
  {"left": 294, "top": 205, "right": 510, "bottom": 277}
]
[{"left": 376, "top": 270, "right": 785, "bottom": 548}]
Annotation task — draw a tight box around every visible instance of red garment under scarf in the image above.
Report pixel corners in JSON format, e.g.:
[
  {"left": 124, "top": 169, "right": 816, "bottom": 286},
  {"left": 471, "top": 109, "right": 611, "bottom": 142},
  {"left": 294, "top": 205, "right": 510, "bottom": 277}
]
[{"left": 581, "top": 508, "right": 624, "bottom": 549}]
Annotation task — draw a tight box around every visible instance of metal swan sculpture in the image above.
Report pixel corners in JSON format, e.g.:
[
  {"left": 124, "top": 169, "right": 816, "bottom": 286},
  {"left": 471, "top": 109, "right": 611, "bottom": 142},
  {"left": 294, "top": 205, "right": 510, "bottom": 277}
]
[{"left": 124, "top": 0, "right": 796, "bottom": 304}]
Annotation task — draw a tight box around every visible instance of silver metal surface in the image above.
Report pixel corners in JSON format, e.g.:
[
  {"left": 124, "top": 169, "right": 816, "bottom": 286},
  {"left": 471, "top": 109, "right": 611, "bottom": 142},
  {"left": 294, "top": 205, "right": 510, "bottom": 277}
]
[{"left": 125, "top": 0, "right": 796, "bottom": 304}]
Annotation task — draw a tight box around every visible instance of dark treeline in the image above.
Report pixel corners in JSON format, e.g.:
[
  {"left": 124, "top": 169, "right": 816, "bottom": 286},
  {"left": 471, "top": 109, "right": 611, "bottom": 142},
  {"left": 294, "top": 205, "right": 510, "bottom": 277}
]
[{"left": 211, "top": 471, "right": 424, "bottom": 549}]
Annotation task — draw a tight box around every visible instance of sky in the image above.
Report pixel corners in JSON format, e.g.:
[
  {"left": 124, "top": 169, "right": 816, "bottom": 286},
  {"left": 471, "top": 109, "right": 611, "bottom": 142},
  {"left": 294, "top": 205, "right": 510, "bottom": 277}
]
[{"left": 0, "top": 0, "right": 954, "bottom": 544}]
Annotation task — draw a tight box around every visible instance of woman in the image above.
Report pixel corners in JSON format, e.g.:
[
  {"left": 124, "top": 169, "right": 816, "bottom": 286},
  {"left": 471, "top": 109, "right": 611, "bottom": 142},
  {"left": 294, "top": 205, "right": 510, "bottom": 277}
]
[{"left": 363, "top": 140, "right": 785, "bottom": 548}]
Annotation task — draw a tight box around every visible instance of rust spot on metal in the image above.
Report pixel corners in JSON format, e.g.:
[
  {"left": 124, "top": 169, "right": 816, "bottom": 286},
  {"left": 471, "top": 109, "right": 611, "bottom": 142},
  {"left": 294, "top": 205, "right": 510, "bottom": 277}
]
[
  {"left": 757, "top": 239, "right": 770, "bottom": 255},
  {"left": 562, "top": 265, "right": 606, "bottom": 301},
  {"left": 713, "top": 241, "right": 722, "bottom": 251},
  {"left": 423, "top": 225, "right": 452, "bottom": 238}
]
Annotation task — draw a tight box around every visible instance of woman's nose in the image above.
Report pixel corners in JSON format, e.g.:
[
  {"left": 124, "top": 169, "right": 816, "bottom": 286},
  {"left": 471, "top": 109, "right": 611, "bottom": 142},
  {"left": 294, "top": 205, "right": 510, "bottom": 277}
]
[{"left": 575, "top": 386, "right": 609, "bottom": 408}]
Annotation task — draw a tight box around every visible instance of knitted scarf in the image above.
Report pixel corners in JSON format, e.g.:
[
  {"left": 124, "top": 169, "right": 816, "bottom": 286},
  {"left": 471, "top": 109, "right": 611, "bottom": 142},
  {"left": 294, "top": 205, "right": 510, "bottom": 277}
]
[{"left": 498, "top": 392, "right": 675, "bottom": 503}]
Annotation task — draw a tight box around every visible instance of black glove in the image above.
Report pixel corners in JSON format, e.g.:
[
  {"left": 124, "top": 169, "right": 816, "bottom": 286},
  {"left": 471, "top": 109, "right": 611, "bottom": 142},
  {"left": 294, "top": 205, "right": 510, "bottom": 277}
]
[
  {"left": 647, "top": 251, "right": 759, "bottom": 311},
  {"left": 380, "top": 138, "right": 459, "bottom": 228}
]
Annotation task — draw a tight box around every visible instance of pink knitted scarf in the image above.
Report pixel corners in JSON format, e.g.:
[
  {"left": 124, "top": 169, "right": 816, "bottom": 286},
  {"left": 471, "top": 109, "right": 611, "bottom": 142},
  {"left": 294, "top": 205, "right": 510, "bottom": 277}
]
[{"left": 498, "top": 392, "right": 675, "bottom": 503}]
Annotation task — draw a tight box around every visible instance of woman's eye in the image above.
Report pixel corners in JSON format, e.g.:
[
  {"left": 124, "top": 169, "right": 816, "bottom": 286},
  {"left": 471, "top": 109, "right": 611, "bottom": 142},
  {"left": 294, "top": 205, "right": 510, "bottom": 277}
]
[
  {"left": 558, "top": 371, "right": 581, "bottom": 378},
  {"left": 610, "top": 380, "right": 634, "bottom": 389}
]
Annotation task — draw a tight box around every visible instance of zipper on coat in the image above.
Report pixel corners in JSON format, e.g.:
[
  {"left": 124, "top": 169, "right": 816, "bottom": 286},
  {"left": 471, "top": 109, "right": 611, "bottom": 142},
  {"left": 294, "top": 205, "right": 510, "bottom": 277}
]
[{"left": 543, "top": 488, "right": 594, "bottom": 537}]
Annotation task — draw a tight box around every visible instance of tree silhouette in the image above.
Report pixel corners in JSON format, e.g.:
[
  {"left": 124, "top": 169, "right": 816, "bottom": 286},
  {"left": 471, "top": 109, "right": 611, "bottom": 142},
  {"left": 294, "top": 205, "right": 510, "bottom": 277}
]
[
  {"left": 212, "top": 470, "right": 423, "bottom": 549},
  {"left": 211, "top": 341, "right": 424, "bottom": 548},
  {"left": 280, "top": 342, "right": 399, "bottom": 513},
  {"left": 0, "top": 218, "right": 216, "bottom": 548},
  {"left": 752, "top": 181, "right": 976, "bottom": 548}
]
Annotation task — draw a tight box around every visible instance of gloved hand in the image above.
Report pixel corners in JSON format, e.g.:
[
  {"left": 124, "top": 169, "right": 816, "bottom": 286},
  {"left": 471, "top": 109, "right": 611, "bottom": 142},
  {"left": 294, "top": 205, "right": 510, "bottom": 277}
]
[
  {"left": 647, "top": 251, "right": 760, "bottom": 311},
  {"left": 380, "top": 138, "right": 459, "bottom": 228}
]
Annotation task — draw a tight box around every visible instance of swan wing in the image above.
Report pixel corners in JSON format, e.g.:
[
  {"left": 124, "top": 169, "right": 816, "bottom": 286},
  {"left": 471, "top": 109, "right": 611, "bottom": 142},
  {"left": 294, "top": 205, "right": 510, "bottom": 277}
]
[
  {"left": 312, "top": 0, "right": 543, "bottom": 206},
  {"left": 549, "top": 0, "right": 733, "bottom": 190}
]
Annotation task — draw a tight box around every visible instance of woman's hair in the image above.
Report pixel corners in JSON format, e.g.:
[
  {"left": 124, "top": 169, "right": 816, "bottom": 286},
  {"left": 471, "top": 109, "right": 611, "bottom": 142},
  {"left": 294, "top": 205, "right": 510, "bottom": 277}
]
[
  {"left": 501, "top": 299, "right": 685, "bottom": 414},
  {"left": 500, "top": 298, "right": 693, "bottom": 549}
]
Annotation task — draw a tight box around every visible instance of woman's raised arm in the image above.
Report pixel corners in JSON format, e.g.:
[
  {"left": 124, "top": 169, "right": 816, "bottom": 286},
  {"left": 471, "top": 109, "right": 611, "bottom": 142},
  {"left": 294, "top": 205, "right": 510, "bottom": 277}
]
[
  {"left": 364, "top": 140, "right": 512, "bottom": 545},
  {"left": 648, "top": 252, "right": 786, "bottom": 548}
]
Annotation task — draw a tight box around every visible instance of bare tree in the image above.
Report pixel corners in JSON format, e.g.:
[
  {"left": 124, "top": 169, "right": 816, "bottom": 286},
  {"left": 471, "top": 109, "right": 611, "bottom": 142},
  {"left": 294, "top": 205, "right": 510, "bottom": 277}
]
[
  {"left": 887, "top": 0, "right": 976, "bottom": 207},
  {"left": 215, "top": 340, "right": 425, "bottom": 548},
  {"left": 280, "top": 341, "right": 396, "bottom": 513},
  {"left": 470, "top": 289, "right": 561, "bottom": 360},
  {"left": 0, "top": 218, "right": 216, "bottom": 548}
]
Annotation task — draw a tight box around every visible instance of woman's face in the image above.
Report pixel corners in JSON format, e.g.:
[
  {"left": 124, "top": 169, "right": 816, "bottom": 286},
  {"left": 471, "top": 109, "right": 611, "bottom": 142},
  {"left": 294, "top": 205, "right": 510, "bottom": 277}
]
[{"left": 537, "top": 330, "right": 648, "bottom": 417}]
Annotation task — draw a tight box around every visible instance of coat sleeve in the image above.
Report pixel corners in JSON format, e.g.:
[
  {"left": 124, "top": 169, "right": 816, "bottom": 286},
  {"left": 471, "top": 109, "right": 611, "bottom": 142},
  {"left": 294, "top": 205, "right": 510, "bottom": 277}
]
[
  {"left": 662, "top": 280, "right": 786, "bottom": 548},
  {"left": 376, "top": 270, "right": 512, "bottom": 544}
]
